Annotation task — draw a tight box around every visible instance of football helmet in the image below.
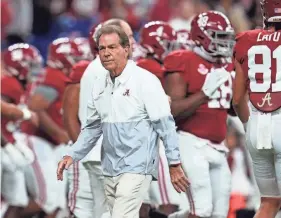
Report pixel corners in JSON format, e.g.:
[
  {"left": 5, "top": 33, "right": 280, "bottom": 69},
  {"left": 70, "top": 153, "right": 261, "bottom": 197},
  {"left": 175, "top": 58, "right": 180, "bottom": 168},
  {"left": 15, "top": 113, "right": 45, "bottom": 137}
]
[
  {"left": 139, "top": 21, "right": 178, "bottom": 61},
  {"left": 88, "top": 23, "right": 102, "bottom": 57},
  {"left": 132, "top": 43, "right": 147, "bottom": 61},
  {"left": 2, "top": 43, "right": 43, "bottom": 82},
  {"left": 261, "top": 0, "right": 281, "bottom": 27},
  {"left": 190, "top": 11, "right": 235, "bottom": 57},
  {"left": 73, "top": 37, "right": 93, "bottom": 61},
  {"left": 47, "top": 37, "right": 88, "bottom": 72}
]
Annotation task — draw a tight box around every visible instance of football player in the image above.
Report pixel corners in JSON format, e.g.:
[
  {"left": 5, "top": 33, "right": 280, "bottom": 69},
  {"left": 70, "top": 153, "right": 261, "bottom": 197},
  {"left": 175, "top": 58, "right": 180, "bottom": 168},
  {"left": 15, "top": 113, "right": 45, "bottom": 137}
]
[
  {"left": 25, "top": 37, "right": 92, "bottom": 216},
  {"left": 137, "top": 21, "right": 179, "bottom": 84},
  {"left": 164, "top": 11, "right": 236, "bottom": 218},
  {"left": 137, "top": 21, "right": 189, "bottom": 217},
  {"left": 61, "top": 37, "right": 102, "bottom": 218},
  {"left": 63, "top": 37, "right": 96, "bottom": 218},
  {"left": 63, "top": 60, "right": 94, "bottom": 218},
  {"left": 232, "top": 1, "right": 281, "bottom": 218},
  {"left": 1, "top": 43, "right": 62, "bottom": 218},
  {"left": 1, "top": 45, "right": 38, "bottom": 216}
]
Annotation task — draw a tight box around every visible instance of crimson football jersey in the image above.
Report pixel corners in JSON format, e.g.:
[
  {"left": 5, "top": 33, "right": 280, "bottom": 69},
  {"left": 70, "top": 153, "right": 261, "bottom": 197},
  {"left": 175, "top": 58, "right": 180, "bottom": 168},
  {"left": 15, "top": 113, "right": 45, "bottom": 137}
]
[
  {"left": 69, "top": 60, "right": 90, "bottom": 84},
  {"left": 234, "top": 29, "right": 281, "bottom": 112},
  {"left": 1, "top": 76, "right": 25, "bottom": 143},
  {"left": 164, "top": 50, "right": 234, "bottom": 143},
  {"left": 136, "top": 58, "right": 165, "bottom": 85},
  {"left": 25, "top": 67, "right": 71, "bottom": 145}
]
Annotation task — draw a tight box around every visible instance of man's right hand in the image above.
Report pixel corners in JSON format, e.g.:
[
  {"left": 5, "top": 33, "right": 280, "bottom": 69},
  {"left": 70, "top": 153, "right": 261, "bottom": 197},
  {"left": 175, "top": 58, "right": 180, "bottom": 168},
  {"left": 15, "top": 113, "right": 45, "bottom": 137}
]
[
  {"left": 57, "top": 156, "right": 73, "bottom": 181},
  {"left": 202, "top": 67, "right": 229, "bottom": 97}
]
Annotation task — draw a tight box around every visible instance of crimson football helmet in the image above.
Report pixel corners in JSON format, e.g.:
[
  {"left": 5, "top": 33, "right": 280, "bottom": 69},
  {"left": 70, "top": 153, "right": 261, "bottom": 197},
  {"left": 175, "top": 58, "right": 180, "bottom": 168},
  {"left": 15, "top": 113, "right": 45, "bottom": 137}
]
[
  {"left": 190, "top": 11, "right": 235, "bottom": 57},
  {"left": 2, "top": 43, "right": 43, "bottom": 81},
  {"left": 261, "top": 0, "right": 281, "bottom": 27},
  {"left": 139, "top": 21, "right": 178, "bottom": 61},
  {"left": 88, "top": 23, "right": 102, "bottom": 57},
  {"left": 176, "top": 29, "right": 194, "bottom": 50},
  {"left": 73, "top": 37, "right": 93, "bottom": 61},
  {"left": 47, "top": 37, "right": 88, "bottom": 72}
]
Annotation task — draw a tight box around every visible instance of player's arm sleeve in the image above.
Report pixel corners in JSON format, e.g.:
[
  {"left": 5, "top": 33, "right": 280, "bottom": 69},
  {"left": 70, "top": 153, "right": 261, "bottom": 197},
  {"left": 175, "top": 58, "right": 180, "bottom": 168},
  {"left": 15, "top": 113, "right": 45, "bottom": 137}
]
[
  {"left": 32, "top": 85, "right": 59, "bottom": 104},
  {"left": 233, "top": 32, "right": 247, "bottom": 64},
  {"left": 69, "top": 61, "right": 89, "bottom": 84},
  {"left": 68, "top": 73, "right": 82, "bottom": 84},
  {"left": 141, "top": 73, "right": 180, "bottom": 165},
  {"left": 1, "top": 77, "right": 23, "bottom": 103},
  {"left": 163, "top": 51, "right": 186, "bottom": 74},
  {"left": 64, "top": 90, "right": 102, "bottom": 162},
  {"left": 163, "top": 51, "right": 189, "bottom": 87}
]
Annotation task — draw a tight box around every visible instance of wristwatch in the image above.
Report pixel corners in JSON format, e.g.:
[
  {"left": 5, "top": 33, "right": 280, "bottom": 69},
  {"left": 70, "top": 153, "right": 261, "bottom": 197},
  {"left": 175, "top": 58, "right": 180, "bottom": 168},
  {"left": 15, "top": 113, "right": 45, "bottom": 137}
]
[{"left": 169, "top": 163, "right": 181, "bottom": 167}]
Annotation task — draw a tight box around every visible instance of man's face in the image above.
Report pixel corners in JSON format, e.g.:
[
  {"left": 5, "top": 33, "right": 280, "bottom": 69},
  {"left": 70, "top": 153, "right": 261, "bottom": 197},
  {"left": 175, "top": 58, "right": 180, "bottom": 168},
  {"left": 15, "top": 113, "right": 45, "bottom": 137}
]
[
  {"left": 98, "top": 33, "right": 129, "bottom": 73},
  {"left": 120, "top": 21, "right": 135, "bottom": 55}
]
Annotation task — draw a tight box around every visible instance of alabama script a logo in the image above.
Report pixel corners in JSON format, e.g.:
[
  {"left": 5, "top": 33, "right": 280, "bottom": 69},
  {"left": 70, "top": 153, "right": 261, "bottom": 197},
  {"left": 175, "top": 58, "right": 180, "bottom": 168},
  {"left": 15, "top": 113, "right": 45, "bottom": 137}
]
[{"left": 257, "top": 93, "right": 273, "bottom": 107}]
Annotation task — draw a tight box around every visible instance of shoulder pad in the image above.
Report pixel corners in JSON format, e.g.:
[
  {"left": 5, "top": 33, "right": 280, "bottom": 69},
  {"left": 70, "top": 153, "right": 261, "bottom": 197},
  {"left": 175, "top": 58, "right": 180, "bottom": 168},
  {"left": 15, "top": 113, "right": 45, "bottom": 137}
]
[
  {"left": 1, "top": 76, "right": 24, "bottom": 103},
  {"left": 163, "top": 50, "right": 191, "bottom": 73}
]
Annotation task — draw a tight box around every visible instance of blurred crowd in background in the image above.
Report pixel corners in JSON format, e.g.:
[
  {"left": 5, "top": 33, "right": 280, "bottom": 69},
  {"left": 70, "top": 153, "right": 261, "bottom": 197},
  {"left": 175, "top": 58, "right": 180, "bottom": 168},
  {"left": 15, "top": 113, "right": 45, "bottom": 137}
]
[{"left": 1, "top": 0, "right": 262, "bottom": 62}]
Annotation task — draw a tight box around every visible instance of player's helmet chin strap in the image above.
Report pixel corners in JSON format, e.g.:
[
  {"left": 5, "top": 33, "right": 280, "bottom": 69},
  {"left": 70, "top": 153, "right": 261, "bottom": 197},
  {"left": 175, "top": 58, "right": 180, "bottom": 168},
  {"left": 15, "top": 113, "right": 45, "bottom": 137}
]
[
  {"left": 193, "top": 46, "right": 231, "bottom": 64},
  {"left": 193, "top": 46, "right": 219, "bottom": 63}
]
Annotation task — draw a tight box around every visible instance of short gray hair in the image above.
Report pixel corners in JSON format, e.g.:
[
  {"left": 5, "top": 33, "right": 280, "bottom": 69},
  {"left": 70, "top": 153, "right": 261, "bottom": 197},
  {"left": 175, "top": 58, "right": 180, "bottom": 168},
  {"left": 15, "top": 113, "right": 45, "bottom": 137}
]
[
  {"left": 103, "top": 18, "right": 124, "bottom": 27},
  {"left": 96, "top": 25, "right": 130, "bottom": 49}
]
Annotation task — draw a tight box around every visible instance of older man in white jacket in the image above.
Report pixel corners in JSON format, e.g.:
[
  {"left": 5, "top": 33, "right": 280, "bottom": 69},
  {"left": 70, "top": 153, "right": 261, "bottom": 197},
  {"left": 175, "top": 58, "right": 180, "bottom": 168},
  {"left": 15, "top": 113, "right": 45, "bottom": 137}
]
[{"left": 58, "top": 25, "right": 188, "bottom": 218}]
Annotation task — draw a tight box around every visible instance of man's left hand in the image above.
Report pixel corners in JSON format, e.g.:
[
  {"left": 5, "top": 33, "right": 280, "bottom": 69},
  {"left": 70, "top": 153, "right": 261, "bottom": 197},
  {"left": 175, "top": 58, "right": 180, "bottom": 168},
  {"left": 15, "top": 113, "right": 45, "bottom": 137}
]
[{"left": 169, "top": 164, "right": 189, "bottom": 193}]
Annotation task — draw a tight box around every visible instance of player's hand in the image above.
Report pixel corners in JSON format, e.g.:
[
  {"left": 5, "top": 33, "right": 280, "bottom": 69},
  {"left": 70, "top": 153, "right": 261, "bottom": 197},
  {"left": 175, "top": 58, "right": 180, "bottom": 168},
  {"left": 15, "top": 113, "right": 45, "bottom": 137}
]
[
  {"left": 202, "top": 67, "right": 229, "bottom": 97},
  {"left": 57, "top": 156, "right": 73, "bottom": 181},
  {"left": 2, "top": 143, "right": 32, "bottom": 170},
  {"left": 169, "top": 164, "right": 189, "bottom": 193}
]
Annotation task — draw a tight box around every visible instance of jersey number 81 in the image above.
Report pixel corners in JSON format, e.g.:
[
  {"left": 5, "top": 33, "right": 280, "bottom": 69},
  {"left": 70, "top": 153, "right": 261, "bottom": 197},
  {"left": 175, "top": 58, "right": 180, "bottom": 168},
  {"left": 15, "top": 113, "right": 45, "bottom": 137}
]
[{"left": 248, "top": 45, "right": 281, "bottom": 92}]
